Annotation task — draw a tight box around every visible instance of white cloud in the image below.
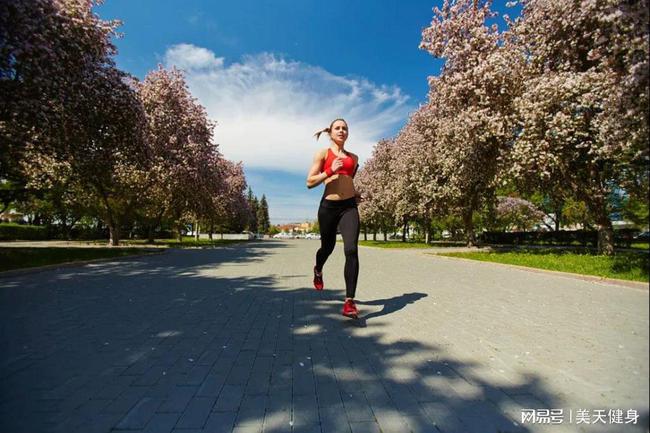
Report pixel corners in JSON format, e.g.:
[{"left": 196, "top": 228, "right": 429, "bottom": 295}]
[
  {"left": 163, "top": 44, "right": 412, "bottom": 175},
  {"left": 165, "top": 43, "right": 224, "bottom": 70}
]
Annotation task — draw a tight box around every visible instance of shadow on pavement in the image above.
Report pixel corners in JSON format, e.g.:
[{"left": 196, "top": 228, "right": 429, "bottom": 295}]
[
  {"left": 356, "top": 292, "right": 428, "bottom": 322},
  {"left": 0, "top": 240, "right": 647, "bottom": 433}
]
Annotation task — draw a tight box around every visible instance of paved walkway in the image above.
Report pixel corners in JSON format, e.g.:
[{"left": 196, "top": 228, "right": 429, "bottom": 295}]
[{"left": 0, "top": 240, "right": 647, "bottom": 433}]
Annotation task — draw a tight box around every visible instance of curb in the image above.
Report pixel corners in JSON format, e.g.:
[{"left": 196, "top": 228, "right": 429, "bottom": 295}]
[
  {"left": 427, "top": 253, "right": 649, "bottom": 290},
  {"left": 0, "top": 249, "right": 167, "bottom": 279}
]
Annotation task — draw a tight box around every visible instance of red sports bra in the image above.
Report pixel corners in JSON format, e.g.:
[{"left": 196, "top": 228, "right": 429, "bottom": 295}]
[{"left": 323, "top": 148, "right": 357, "bottom": 177}]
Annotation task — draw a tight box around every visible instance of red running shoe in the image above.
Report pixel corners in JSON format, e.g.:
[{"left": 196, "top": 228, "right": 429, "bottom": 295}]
[
  {"left": 313, "top": 267, "right": 324, "bottom": 290},
  {"left": 342, "top": 299, "right": 358, "bottom": 318}
]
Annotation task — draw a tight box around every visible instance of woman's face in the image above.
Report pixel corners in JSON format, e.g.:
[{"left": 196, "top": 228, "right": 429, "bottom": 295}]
[{"left": 330, "top": 120, "right": 348, "bottom": 144}]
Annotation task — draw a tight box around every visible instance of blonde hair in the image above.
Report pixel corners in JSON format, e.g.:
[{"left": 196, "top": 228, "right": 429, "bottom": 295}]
[{"left": 314, "top": 118, "right": 348, "bottom": 140}]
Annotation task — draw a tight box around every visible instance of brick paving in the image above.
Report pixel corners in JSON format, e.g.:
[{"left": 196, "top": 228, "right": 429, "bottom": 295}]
[{"left": 0, "top": 240, "right": 648, "bottom": 433}]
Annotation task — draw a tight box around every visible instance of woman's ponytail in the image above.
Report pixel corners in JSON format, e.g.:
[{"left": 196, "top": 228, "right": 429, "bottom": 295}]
[
  {"left": 314, "top": 127, "right": 330, "bottom": 141},
  {"left": 314, "top": 118, "right": 347, "bottom": 141}
]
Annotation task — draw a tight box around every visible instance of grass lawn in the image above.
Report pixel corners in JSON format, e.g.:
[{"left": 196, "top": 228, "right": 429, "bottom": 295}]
[
  {"left": 357, "top": 240, "right": 465, "bottom": 248},
  {"left": 0, "top": 247, "right": 158, "bottom": 272},
  {"left": 437, "top": 249, "right": 649, "bottom": 282}
]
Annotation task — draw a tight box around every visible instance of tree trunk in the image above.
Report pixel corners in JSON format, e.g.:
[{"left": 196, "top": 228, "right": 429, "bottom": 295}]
[
  {"left": 60, "top": 219, "right": 71, "bottom": 241},
  {"left": 373, "top": 231, "right": 377, "bottom": 241},
  {"left": 151, "top": 209, "right": 164, "bottom": 243},
  {"left": 554, "top": 207, "right": 561, "bottom": 232},
  {"left": 178, "top": 224, "right": 183, "bottom": 242},
  {"left": 97, "top": 187, "right": 119, "bottom": 246},
  {"left": 363, "top": 226, "right": 367, "bottom": 241},
  {"left": 424, "top": 217, "right": 431, "bottom": 244},
  {"left": 463, "top": 208, "right": 476, "bottom": 247},
  {"left": 108, "top": 223, "right": 120, "bottom": 246},
  {"left": 147, "top": 224, "right": 155, "bottom": 244},
  {"left": 401, "top": 219, "right": 407, "bottom": 242},
  {"left": 596, "top": 217, "right": 615, "bottom": 255},
  {"left": 209, "top": 221, "right": 214, "bottom": 240},
  {"left": 195, "top": 220, "right": 200, "bottom": 241}
]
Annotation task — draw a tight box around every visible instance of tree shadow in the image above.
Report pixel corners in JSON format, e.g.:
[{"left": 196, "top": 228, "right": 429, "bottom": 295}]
[{"left": 0, "top": 240, "right": 647, "bottom": 433}]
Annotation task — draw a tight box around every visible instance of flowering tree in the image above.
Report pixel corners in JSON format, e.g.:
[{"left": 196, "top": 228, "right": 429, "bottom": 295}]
[
  {"left": 1, "top": 0, "right": 153, "bottom": 245},
  {"left": 205, "top": 158, "right": 249, "bottom": 236},
  {"left": 356, "top": 139, "right": 399, "bottom": 240},
  {"left": 507, "top": 0, "right": 649, "bottom": 254},
  {"left": 0, "top": 0, "right": 121, "bottom": 192},
  {"left": 391, "top": 109, "right": 451, "bottom": 243},
  {"left": 495, "top": 196, "right": 545, "bottom": 232},
  {"left": 4, "top": 0, "right": 150, "bottom": 245},
  {"left": 22, "top": 65, "right": 148, "bottom": 245},
  {"left": 2, "top": 1, "right": 253, "bottom": 244},
  {"left": 136, "top": 66, "right": 224, "bottom": 241},
  {"left": 418, "top": 0, "right": 524, "bottom": 246}
]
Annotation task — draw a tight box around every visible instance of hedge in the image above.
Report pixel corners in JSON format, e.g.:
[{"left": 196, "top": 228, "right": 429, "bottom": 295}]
[
  {"left": 478, "top": 229, "right": 642, "bottom": 247},
  {"left": 0, "top": 223, "right": 49, "bottom": 241}
]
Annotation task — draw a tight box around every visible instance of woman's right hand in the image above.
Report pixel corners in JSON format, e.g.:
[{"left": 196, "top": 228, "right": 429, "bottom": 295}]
[{"left": 331, "top": 157, "right": 344, "bottom": 173}]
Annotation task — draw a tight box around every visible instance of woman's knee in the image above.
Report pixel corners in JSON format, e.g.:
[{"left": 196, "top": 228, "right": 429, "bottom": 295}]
[
  {"left": 319, "top": 243, "right": 336, "bottom": 256},
  {"left": 343, "top": 245, "right": 358, "bottom": 257}
]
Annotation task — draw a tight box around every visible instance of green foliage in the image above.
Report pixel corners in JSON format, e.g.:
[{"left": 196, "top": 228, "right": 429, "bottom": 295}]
[
  {"left": 257, "top": 195, "right": 270, "bottom": 234},
  {"left": 562, "top": 198, "right": 593, "bottom": 228},
  {"left": 621, "top": 196, "right": 649, "bottom": 228},
  {"left": 0, "top": 179, "right": 28, "bottom": 214},
  {"left": 0, "top": 223, "right": 49, "bottom": 241},
  {"left": 431, "top": 214, "right": 463, "bottom": 240},
  {"left": 247, "top": 187, "right": 259, "bottom": 232}
]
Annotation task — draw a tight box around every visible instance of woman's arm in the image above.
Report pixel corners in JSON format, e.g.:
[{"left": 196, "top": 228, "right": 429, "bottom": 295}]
[
  {"left": 351, "top": 153, "right": 360, "bottom": 178},
  {"left": 306, "top": 149, "right": 328, "bottom": 189},
  {"left": 350, "top": 153, "right": 364, "bottom": 203}
]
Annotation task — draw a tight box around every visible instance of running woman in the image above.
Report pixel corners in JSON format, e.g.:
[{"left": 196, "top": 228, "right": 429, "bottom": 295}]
[{"left": 306, "top": 119, "right": 362, "bottom": 318}]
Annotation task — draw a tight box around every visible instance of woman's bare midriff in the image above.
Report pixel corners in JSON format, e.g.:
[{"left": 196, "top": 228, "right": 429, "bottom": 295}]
[{"left": 323, "top": 174, "right": 356, "bottom": 200}]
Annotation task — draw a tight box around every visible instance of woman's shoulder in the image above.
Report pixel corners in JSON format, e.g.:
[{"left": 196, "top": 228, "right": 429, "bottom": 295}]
[{"left": 313, "top": 147, "right": 329, "bottom": 161}]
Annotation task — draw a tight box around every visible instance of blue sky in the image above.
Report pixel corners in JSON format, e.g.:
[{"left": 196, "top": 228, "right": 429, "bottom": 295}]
[{"left": 96, "top": 0, "right": 516, "bottom": 224}]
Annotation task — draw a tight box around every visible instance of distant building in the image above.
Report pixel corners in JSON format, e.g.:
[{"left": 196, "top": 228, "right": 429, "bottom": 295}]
[
  {"left": 277, "top": 222, "right": 313, "bottom": 234},
  {"left": 0, "top": 209, "right": 24, "bottom": 223}
]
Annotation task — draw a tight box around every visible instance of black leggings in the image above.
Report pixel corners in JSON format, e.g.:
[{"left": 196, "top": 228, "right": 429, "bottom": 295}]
[{"left": 315, "top": 197, "right": 360, "bottom": 298}]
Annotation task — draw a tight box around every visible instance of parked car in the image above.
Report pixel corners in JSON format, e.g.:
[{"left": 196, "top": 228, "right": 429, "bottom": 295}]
[
  {"left": 272, "top": 232, "right": 292, "bottom": 239},
  {"left": 305, "top": 233, "right": 321, "bottom": 240},
  {"left": 240, "top": 231, "right": 255, "bottom": 239},
  {"left": 634, "top": 231, "right": 650, "bottom": 241}
]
